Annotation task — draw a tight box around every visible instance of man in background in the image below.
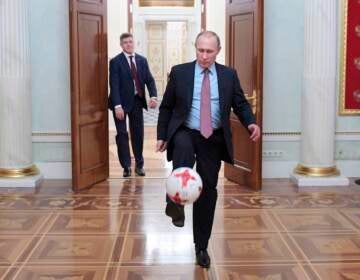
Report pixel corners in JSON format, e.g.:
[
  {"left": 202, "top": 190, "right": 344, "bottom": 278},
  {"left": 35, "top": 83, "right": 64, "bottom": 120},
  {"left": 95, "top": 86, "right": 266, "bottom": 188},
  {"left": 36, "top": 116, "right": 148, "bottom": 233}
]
[{"left": 109, "top": 33, "right": 157, "bottom": 177}]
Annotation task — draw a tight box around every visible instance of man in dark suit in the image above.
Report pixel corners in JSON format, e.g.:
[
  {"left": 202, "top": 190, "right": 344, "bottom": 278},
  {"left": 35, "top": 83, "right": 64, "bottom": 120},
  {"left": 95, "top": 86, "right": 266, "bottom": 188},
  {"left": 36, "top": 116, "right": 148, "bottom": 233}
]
[
  {"left": 156, "top": 31, "right": 260, "bottom": 268},
  {"left": 109, "top": 33, "right": 157, "bottom": 177}
]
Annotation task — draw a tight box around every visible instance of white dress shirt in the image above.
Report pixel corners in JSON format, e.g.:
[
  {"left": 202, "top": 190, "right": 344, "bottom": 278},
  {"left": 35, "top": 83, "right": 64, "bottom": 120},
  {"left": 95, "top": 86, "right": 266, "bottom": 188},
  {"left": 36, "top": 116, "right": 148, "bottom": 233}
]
[{"left": 114, "top": 52, "right": 156, "bottom": 110}]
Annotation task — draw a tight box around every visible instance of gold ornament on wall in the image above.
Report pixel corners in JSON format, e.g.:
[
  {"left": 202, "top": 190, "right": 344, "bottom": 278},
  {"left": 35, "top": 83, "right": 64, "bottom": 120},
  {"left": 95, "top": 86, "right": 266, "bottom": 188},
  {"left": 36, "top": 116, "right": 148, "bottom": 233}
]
[
  {"left": 354, "top": 57, "right": 360, "bottom": 70},
  {"left": 353, "top": 90, "right": 360, "bottom": 103},
  {"left": 356, "top": 25, "right": 360, "bottom": 37}
]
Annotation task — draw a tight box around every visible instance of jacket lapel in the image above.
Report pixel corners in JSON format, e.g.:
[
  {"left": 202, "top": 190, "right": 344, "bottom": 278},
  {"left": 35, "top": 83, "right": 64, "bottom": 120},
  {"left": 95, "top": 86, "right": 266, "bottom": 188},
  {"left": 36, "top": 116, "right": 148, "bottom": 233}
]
[
  {"left": 120, "top": 52, "right": 132, "bottom": 79},
  {"left": 215, "top": 63, "right": 225, "bottom": 112},
  {"left": 185, "top": 61, "right": 196, "bottom": 109}
]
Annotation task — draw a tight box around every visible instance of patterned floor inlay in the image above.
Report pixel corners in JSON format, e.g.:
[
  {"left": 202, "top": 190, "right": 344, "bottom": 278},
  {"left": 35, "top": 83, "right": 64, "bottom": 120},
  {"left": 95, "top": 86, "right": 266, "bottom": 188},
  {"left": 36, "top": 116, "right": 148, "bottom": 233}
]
[
  {"left": 26, "top": 235, "right": 122, "bottom": 265},
  {"left": 290, "top": 233, "right": 360, "bottom": 262},
  {"left": 0, "top": 266, "right": 10, "bottom": 278},
  {"left": 272, "top": 209, "right": 357, "bottom": 233},
  {"left": 0, "top": 235, "right": 35, "bottom": 265},
  {"left": 215, "top": 264, "right": 310, "bottom": 280},
  {"left": 14, "top": 266, "right": 111, "bottom": 280},
  {"left": 2, "top": 193, "right": 360, "bottom": 211},
  {"left": 128, "top": 212, "right": 193, "bottom": 233},
  {"left": 0, "top": 212, "right": 52, "bottom": 235},
  {"left": 312, "top": 263, "right": 360, "bottom": 280},
  {"left": 48, "top": 212, "right": 128, "bottom": 234},
  {"left": 211, "top": 233, "right": 296, "bottom": 264},
  {"left": 121, "top": 233, "right": 195, "bottom": 265},
  {"left": 213, "top": 209, "right": 277, "bottom": 233},
  {"left": 339, "top": 209, "right": 360, "bottom": 230},
  {"left": 117, "top": 265, "right": 207, "bottom": 280},
  {"left": 0, "top": 129, "right": 359, "bottom": 278}
]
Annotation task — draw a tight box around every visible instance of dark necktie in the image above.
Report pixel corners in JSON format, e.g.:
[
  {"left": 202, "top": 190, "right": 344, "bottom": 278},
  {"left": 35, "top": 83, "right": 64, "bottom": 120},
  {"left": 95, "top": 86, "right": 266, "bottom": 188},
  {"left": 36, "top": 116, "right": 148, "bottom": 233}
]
[
  {"left": 200, "top": 69, "right": 213, "bottom": 138},
  {"left": 129, "top": 55, "right": 143, "bottom": 97}
]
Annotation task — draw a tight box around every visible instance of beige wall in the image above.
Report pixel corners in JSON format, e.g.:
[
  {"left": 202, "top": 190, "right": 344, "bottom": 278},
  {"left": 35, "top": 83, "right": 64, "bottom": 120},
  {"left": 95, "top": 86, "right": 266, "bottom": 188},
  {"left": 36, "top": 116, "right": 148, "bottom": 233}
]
[
  {"left": 206, "top": 0, "right": 226, "bottom": 64},
  {"left": 107, "top": 0, "right": 128, "bottom": 130},
  {"left": 108, "top": 0, "right": 128, "bottom": 59},
  {"left": 107, "top": 0, "right": 225, "bottom": 62}
]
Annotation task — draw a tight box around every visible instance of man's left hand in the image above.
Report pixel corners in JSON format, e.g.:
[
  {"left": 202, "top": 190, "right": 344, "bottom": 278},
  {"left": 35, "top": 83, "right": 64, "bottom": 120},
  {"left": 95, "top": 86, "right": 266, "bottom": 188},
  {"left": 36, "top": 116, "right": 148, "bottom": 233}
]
[
  {"left": 149, "top": 98, "right": 157, "bottom": 109},
  {"left": 248, "top": 124, "right": 261, "bottom": 142}
]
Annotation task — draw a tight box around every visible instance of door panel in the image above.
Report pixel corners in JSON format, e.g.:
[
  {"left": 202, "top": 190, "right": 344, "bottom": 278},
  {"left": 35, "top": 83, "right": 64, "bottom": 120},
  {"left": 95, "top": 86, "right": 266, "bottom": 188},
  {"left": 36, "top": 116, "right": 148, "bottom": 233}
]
[
  {"left": 79, "top": 121, "right": 107, "bottom": 171},
  {"left": 78, "top": 14, "right": 103, "bottom": 113},
  {"left": 231, "top": 14, "right": 254, "bottom": 98},
  {"left": 147, "top": 22, "right": 166, "bottom": 97},
  {"left": 224, "top": 0, "right": 263, "bottom": 190},
  {"left": 69, "top": 0, "right": 109, "bottom": 190}
]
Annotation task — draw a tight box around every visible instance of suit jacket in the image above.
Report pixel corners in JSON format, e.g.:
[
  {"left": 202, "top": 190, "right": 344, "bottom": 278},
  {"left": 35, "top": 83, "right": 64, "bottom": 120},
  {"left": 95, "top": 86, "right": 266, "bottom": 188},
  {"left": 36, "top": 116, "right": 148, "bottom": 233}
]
[
  {"left": 157, "top": 61, "right": 255, "bottom": 164},
  {"left": 108, "top": 52, "right": 157, "bottom": 112}
]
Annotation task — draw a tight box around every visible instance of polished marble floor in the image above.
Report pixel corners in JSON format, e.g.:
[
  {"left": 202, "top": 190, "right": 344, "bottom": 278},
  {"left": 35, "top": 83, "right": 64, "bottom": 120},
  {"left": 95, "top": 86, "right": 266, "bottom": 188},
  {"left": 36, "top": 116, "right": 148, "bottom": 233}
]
[{"left": 0, "top": 128, "right": 360, "bottom": 279}]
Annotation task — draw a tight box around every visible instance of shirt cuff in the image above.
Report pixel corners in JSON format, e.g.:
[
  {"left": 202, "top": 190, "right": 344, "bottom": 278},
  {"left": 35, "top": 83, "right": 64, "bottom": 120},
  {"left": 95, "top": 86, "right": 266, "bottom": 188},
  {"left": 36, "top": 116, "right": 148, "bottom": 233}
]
[
  {"left": 114, "top": 105, "right": 122, "bottom": 109},
  {"left": 150, "top": 97, "right": 157, "bottom": 100}
]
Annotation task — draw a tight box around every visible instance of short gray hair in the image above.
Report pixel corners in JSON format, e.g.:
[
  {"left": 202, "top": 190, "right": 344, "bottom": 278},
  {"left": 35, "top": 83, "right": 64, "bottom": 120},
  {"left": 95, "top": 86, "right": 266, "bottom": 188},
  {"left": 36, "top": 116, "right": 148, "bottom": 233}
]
[
  {"left": 195, "top": 31, "right": 221, "bottom": 48},
  {"left": 120, "top": 32, "right": 133, "bottom": 42}
]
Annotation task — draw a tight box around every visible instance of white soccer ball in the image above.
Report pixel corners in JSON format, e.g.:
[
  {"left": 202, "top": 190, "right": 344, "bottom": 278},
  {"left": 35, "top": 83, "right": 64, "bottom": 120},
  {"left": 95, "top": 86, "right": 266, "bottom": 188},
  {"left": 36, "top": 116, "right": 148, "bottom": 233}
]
[{"left": 166, "top": 167, "right": 203, "bottom": 205}]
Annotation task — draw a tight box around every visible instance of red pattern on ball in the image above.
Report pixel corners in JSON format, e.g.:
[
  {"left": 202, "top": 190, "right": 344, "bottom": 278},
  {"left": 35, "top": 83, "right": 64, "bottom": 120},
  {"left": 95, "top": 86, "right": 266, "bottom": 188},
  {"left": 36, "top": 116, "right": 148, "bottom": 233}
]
[{"left": 174, "top": 169, "right": 196, "bottom": 188}]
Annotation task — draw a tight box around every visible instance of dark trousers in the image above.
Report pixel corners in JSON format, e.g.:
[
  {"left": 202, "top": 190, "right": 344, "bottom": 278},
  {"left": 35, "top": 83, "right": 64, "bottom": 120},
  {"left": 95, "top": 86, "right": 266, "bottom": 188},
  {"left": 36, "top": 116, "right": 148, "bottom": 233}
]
[
  {"left": 170, "top": 126, "right": 224, "bottom": 250},
  {"left": 113, "top": 96, "right": 144, "bottom": 169}
]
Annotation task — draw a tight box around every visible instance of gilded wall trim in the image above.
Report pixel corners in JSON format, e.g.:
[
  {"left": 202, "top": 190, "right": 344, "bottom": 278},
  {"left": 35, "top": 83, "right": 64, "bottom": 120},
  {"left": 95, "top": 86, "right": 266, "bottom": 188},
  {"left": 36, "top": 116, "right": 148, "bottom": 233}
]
[
  {"left": 294, "top": 164, "right": 340, "bottom": 177},
  {"left": 263, "top": 132, "right": 301, "bottom": 136},
  {"left": 32, "top": 132, "right": 71, "bottom": 136},
  {"left": 0, "top": 164, "right": 40, "bottom": 178},
  {"left": 339, "top": 0, "right": 360, "bottom": 115},
  {"left": 263, "top": 132, "right": 360, "bottom": 136}
]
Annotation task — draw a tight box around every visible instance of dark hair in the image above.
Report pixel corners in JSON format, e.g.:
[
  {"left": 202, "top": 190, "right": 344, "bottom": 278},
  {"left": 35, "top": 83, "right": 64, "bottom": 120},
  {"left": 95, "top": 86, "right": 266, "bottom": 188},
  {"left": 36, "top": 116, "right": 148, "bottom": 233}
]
[
  {"left": 195, "top": 31, "right": 221, "bottom": 48},
  {"left": 120, "top": 33, "right": 133, "bottom": 42}
]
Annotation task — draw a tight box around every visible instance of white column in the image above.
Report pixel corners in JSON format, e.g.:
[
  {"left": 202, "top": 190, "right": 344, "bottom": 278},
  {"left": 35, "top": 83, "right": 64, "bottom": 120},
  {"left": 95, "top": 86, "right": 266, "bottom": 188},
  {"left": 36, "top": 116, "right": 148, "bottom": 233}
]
[
  {"left": 291, "top": 0, "right": 349, "bottom": 187},
  {"left": 0, "top": 0, "right": 42, "bottom": 187}
]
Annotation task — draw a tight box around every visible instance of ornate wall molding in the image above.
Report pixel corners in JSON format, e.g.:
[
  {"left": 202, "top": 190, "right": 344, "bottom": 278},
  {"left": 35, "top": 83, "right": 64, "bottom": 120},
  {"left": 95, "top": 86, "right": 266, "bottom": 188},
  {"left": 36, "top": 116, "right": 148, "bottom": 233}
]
[
  {"left": 263, "top": 131, "right": 360, "bottom": 136},
  {"left": 32, "top": 132, "right": 71, "bottom": 143},
  {"left": 263, "top": 132, "right": 360, "bottom": 142}
]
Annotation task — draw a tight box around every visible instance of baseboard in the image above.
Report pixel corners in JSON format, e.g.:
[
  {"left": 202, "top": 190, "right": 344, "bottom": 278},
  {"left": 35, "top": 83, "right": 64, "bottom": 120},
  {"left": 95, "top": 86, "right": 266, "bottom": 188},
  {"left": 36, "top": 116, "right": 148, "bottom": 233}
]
[
  {"left": 0, "top": 174, "right": 43, "bottom": 188},
  {"left": 32, "top": 133, "right": 71, "bottom": 143},
  {"left": 291, "top": 173, "right": 350, "bottom": 187},
  {"left": 35, "top": 162, "right": 72, "bottom": 179},
  {"left": 262, "top": 161, "right": 298, "bottom": 178},
  {"left": 337, "top": 160, "right": 360, "bottom": 177},
  {"left": 262, "top": 160, "right": 360, "bottom": 178}
]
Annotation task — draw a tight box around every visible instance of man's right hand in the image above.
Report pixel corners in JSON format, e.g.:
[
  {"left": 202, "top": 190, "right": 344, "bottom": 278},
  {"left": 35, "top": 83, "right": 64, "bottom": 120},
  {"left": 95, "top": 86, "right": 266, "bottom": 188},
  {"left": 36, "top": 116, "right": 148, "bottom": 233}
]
[
  {"left": 156, "top": 140, "right": 167, "bottom": 152},
  {"left": 115, "top": 107, "right": 125, "bottom": 120}
]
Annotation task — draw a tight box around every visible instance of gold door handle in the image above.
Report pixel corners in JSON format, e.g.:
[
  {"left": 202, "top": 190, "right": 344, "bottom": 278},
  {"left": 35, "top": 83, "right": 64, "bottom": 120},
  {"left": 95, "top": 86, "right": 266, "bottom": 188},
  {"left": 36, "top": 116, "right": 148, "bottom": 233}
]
[
  {"left": 246, "top": 96, "right": 257, "bottom": 101},
  {"left": 246, "top": 90, "right": 257, "bottom": 114}
]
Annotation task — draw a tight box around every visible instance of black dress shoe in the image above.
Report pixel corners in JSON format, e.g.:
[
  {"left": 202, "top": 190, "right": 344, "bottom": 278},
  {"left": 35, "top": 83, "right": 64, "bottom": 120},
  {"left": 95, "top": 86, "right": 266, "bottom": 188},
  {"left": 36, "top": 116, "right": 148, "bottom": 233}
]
[
  {"left": 123, "top": 167, "right": 131, "bottom": 177},
  {"left": 165, "top": 202, "right": 185, "bottom": 227},
  {"left": 196, "top": 249, "right": 211, "bottom": 268},
  {"left": 135, "top": 167, "right": 146, "bottom": 176}
]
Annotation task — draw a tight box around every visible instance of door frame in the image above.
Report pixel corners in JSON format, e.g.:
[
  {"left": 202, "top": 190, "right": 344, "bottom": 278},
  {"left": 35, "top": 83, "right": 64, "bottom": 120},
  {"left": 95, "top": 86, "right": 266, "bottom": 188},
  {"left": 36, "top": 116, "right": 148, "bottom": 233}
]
[
  {"left": 127, "top": 0, "right": 207, "bottom": 32},
  {"left": 224, "top": 0, "right": 264, "bottom": 190}
]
